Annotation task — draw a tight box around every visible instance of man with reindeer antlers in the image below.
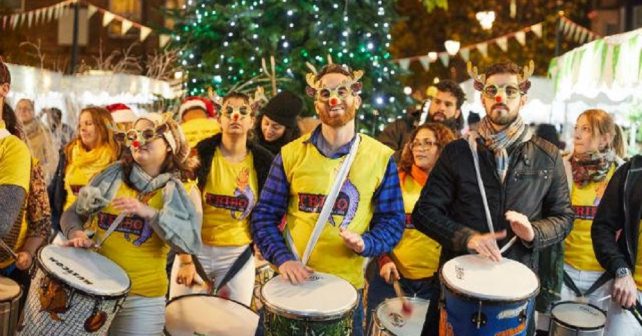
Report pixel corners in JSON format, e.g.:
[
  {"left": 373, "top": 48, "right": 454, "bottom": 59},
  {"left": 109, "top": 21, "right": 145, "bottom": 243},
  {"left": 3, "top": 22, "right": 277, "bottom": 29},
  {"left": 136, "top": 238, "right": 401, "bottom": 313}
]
[
  {"left": 412, "top": 61, "right": 573, "bottom": 335},
  {"left": 251, "top": 63, "right": 405, "bottom": 335}
]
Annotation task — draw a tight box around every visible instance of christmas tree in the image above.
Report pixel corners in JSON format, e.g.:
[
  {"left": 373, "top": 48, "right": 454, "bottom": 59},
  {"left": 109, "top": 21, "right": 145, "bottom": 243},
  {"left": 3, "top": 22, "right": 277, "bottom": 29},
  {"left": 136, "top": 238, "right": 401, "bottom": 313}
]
[{"left": 166, "top": 0, "right": 409, "bottom": 135}]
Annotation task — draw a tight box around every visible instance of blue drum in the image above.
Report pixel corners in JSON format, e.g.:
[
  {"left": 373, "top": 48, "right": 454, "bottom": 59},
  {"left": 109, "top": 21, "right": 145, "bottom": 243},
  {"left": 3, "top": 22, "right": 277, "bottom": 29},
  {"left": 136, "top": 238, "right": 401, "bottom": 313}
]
[{"left": 440, "top": 255, "right": 539, "bottom": 335}]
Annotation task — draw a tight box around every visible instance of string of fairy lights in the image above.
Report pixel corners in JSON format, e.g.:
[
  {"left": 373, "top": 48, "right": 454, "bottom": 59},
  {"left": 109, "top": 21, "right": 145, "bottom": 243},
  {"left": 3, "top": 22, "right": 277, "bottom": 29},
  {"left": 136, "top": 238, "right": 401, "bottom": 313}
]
[{"left": 172, "top": 0, "right": 407, "bottom": 135}]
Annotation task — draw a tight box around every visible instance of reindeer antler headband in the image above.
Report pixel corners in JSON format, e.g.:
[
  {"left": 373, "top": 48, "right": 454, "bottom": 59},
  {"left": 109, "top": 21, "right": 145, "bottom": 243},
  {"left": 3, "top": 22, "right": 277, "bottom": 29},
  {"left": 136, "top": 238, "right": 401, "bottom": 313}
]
[
  {"left": 467, "top": 60, "right": 535, "bottom": 93},
  {"left": 304, "top": 67, "right": 365, "bottom": 98}
]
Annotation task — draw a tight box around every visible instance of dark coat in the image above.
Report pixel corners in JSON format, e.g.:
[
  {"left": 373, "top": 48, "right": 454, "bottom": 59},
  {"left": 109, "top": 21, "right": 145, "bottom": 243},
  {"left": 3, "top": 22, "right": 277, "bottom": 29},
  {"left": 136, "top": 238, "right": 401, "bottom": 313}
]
[
  {"left": 592, "top": 155, "right": 642, "bottom": 276},
  {"left": 412, "top": 135, "right": 574, "bottom": 271},
  {"left": 194, "top": 133, "right": 274, "bottom": 195}
]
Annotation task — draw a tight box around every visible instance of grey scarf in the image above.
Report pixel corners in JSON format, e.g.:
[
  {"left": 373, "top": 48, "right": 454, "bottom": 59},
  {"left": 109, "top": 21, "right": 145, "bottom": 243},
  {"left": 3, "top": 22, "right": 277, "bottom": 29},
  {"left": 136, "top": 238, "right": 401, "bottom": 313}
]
[
  {"left": 76, "top": 163, "right": 202, "bottom": 254},
  {"left": 477, "top": 115, "right": 531, "bottom": 182}
]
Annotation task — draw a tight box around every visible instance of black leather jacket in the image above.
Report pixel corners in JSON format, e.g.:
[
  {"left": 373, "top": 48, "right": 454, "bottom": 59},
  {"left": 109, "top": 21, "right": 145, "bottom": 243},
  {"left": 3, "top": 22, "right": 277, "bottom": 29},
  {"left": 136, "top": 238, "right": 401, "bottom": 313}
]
[
  {"left": 413, "top": 135, "right": 574, "bottom": 271},
  {"left": 592, "top": 155, "right": 642, "bottom": 276}
]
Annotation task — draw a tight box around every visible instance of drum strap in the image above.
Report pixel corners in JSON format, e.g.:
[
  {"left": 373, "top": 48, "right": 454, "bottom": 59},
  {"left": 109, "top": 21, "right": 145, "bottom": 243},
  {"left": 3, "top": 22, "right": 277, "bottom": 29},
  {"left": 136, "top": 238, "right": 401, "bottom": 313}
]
[
  {"left": 215, "top": 245, "right": 252, "bottom": 292},
  {"left": 562, "top": 270, "right": 612, "bottom": 297}
]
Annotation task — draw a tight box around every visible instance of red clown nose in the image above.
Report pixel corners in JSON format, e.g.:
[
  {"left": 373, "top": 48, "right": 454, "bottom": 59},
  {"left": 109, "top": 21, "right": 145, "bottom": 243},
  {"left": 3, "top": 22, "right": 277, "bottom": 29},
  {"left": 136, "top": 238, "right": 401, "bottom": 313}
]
[
  {"left": 132, "top": 140, "right": 140, "bottom": 148},
  {"left": 495, "top": 96, "right": 503, "bottom": 103},
  {"left": 233, "top": 114, "right": 239, "bottom": 121},
  {"left": 329, "top": 97, "right": 340, "bottom": 107}
]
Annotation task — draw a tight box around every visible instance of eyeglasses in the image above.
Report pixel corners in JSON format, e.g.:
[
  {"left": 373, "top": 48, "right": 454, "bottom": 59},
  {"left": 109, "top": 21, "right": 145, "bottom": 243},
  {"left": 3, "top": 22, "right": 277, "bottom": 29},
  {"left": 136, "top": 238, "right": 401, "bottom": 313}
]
[
  {"left": 410, "top": 139, "right": 439, "bottom": 149},
  {"left": 222, "top": 105, "right": 251, "bottom": 118},
  {"left": 482, "top": 84, "right": 521, "bottom": 99},
  {"left": 114, "top": 127, "right": 163, "bottom": 148},
  {"left": 316, "top": 86, "right": 353, "bottom": 102}
]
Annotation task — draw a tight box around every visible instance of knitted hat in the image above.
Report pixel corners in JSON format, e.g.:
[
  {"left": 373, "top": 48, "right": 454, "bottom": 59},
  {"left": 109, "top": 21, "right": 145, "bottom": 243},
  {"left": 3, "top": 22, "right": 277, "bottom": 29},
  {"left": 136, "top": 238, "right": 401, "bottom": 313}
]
[
  {"left": 106, "top": 103, "right": 136, "bottom": 124},
  {"left": 179, "top": 96, "right": 215, "bottom": 119},
  {"left": 261, "top": 91, "right": 302, "bottom": 128},
  {"left": 0, "top": 57, "right": 10, "bottom": 85}
]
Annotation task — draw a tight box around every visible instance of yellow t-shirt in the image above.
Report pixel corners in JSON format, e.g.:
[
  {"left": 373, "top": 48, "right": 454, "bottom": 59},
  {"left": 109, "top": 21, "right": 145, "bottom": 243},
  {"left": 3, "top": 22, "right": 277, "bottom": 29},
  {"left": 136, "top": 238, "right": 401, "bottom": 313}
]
[
  {"left": 564, "top": 166, "right": 615, "bottom": 271},
  {"left": 201, "top": 149, "right": 257, "bottom": 246},
  {"left": 181, "top": 118, "right": 221, "bottom": 149},
  {"left": 0, "top": 133, "right": 31, "bottom": 268},
  {"left": 635, "top": 220, "right": 642, "bottom": 290},
  {"left": 93, "top": 181, "right": 195, "bottom": 297},
  {"left": 281, "top": 134, "right": 392, "bottom": 288},
  {"left": 64, "top": 144, "right": 117, "bottom": 211},
  {"left": 391, "top": 174, "right": 441, "bottom": 280}
]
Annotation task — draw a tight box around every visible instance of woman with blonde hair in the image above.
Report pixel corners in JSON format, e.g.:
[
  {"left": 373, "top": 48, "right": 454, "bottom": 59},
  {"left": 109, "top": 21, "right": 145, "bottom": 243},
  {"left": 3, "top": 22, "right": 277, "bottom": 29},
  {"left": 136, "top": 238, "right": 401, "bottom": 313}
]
[
  {"left": 62, "top": 113, "right": 202, "bottom": 335},
  {"left": 48, "top": 106, "right": 120, "bottom": 233},
  {"left": 366, "top": 122, "right": 456, "bottom": 330},
  {"left": 545, "top": 109, "right": 625, "bottom": 332}
]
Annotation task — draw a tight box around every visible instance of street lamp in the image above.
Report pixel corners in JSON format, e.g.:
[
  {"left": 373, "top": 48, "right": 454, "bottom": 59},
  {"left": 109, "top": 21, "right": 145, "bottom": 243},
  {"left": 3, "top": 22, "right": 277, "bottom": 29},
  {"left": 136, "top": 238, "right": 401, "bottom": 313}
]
[{"left": 476, "top": 11, "right": 496, "bottom": 30}]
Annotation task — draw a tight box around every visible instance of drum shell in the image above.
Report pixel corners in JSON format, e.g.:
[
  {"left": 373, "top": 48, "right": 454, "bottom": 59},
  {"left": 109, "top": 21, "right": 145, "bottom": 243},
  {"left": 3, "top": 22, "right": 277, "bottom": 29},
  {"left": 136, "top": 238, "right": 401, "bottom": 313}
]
[
  {"left": 18, "top": 247, "right": 131, "bottom": 336},
  {"left": 548, "top": 301, "right": 605, "bottom": 336},
  {"left": 0, "top": 279, "right": 21, "bottom": 336},
  {"left": 440, "top": 272, "right": 537, "bottom": 336}
]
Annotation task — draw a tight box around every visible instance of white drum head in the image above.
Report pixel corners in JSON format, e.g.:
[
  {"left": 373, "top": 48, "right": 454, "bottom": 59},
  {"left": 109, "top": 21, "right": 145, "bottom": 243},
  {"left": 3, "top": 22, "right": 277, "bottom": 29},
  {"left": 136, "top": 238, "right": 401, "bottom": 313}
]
[
  {"left": 261, "top": 272, "right": 357, "bottom": 317},
  {"left": 0, "top": 276, "right": 20, "bottom": 300},
  {"left": 376, "top": 297, "right": 429, "bottom": 336},
  {"left": 39, "top": 245, "right": 130, "bottom": 296},
  {"left": 441, "top": 255, "right": 539, "bottom": 301},
  {"left": 165, "top": 295, "right": 258, "bottom": 336},
  {"left": 551, "top": 302, "right": 606, "bottom": 328}
]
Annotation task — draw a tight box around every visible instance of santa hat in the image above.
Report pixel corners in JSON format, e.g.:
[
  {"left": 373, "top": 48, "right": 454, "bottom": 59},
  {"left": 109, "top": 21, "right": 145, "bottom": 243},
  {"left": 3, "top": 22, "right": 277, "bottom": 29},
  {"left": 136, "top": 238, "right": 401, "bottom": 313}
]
[
  {"left": 106, "top": 103, "right": 136, "bottom": 124},
  {"left": 179, "top": 96, "right": 215, "bottom": 119}
]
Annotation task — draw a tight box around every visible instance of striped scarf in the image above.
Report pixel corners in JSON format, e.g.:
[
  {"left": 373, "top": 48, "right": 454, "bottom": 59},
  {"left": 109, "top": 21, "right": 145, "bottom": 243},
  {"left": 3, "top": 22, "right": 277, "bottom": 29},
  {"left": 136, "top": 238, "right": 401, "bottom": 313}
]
[{"left": 477, "top": 115, "right": 531, "bottom": 182}]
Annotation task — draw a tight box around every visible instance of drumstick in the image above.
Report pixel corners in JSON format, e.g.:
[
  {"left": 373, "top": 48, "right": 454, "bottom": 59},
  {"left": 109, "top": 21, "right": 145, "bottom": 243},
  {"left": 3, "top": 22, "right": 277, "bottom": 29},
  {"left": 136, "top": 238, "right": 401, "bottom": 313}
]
[
  {"left": 390, "top": 273, "right": 413, "bottom": 317},
  {"left": 596, "top": 295, "right": 611, "bottom": 302},
  {"left": 0, "top": 239, "right": 18, "bottom": 260},
  {"left": 499, "top": 236, "right": 518, "bottom": 255}
]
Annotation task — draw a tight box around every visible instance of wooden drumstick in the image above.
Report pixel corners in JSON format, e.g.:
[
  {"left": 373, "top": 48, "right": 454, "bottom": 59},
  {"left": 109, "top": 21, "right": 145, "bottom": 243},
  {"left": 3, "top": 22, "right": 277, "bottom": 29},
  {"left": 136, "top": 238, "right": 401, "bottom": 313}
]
[
  {"left": 390, "top": 273, "right": 413, "bottom": 317},
  {"left": 0, "top": 239, "right": 18, "bottom": 260}
]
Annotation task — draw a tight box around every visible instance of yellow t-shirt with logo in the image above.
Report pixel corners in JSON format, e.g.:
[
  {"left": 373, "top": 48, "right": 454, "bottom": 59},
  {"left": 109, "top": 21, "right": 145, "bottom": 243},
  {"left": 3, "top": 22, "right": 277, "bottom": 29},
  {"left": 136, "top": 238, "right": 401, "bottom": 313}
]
[
  {"left": 281, "top": 134, "right": 392, "bottom": 288},
  {"left": 181, "top": 118, "right": 221, "bottom": 149},
  {"left": 391, "top": 174, "right": 441, "bottom": 280},
  {"left": 0, "top": 132, "right": 31, "bottom": 268},
  {"left": 201, "top": 149, "right": 257, "bottom": 246},
  {"left": 93, "top": 181, "right": 195, "bottom": 297},
  {"left": 564, "top": 166, "right": 615, "bottom": 271}
]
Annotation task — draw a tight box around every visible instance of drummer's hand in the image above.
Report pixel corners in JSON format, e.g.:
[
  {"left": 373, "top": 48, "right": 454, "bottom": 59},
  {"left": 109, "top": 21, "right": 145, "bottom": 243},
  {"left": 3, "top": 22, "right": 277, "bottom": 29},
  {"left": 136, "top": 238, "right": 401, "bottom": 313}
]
[
  {"left": 278, "top": 260, "right": 313, "bottom": 285},
  {"left": 176, "top": 262, "right": 196, "bottom": 287},
  {"left": 379, "top": 261, "right": 400, "bottom": 284},
  {"left": 112, "top": 197, "right": 156, "bottom": 220},
  {"left": 339, "top": 228, "right": 365, "bottom": 254},
  {"left": 466, "top": 230, "right": 507, "bottom": 262},
  {"left": 613, "top": 274, "right": 637, "bottom": 308},
  {"left": 64, "top": 230, "right": 95, "bottom": 249},
  {"left": 505, "top": 211, "right": 534, "bottom": 242},
  {"left": 15, "top": 251, "right": 33, "bottom": 270}
]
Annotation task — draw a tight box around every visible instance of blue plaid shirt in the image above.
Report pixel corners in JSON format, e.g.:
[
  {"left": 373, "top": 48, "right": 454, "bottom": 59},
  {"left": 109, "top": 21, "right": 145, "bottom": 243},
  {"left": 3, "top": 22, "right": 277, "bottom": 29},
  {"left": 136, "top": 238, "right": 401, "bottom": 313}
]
[{"left": 251, "top": 126, "right": 404, "bottom": 267}]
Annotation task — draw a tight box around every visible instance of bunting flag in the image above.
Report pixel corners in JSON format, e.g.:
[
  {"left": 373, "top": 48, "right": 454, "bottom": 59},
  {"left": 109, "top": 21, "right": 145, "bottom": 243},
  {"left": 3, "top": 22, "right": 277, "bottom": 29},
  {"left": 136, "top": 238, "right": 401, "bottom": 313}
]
[
  {"left": 159, "top": 34, "right": 171, "bottom": 48},
  {"left": 399, "top": 58, "right": 411, "bottom": 71},
  {"left": 531, "top": 23, "right": 543, "bottom": 38},
  {"left": 87, "top": 5, "right": 97, "bottom": 19},
  {"left": 477, "top": 42, "right": 488, "bottom": 58},
  {"left": 102, "top": 11, "right": 115, "bottom": 27},
  {"left": 121, "top": 19, "right": 133, "bottom": 35},
  {"left": 428, "top": 52, "right": 438, "bottom": 62},
  {"left": 496, "top": 36, "right": 508, "bottom": 51},
  {"left": 459, "top": 48, "right": 470, "bottom": 62},
  {"left": 439, "top": 53, "right": 449, "bottom": 67},
  {"left": 515, "top": 31, "right": 526, "bottom": 45},
  {"left": 419, "top": 56, "right": 430, "bottom": 71},
  {"left": 140, "top": 26, "right": 152, "bottom": 41}
]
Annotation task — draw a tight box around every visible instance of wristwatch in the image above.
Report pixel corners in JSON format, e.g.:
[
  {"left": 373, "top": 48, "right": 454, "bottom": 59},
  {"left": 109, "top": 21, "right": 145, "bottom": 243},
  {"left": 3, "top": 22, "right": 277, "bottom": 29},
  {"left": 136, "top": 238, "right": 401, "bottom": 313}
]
[{"left": 616, "top": 267, "right": 632, "bottom": 278}]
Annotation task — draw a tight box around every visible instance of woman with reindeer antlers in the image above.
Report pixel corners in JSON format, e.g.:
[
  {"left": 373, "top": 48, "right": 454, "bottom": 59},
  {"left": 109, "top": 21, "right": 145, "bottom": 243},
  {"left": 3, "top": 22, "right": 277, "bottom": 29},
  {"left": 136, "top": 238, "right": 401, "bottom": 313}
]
[{"left": 171, "top": 91, "right": 273, "bottom": 307}]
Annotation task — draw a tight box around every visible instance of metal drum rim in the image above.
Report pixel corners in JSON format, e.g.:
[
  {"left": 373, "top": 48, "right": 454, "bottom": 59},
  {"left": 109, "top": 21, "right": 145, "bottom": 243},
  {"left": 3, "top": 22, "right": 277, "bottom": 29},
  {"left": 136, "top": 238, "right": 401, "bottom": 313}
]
[
  {"left": 37, "top": 246, "right": 131, "bottom": 300},
  {"left": 550, "top": 300, "right": 607, "bottom": 331}
]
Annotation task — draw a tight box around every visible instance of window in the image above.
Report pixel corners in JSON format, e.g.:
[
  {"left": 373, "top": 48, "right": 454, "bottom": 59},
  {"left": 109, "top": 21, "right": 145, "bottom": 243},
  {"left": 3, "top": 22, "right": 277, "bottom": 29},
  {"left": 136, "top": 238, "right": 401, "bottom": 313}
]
[{"left": 107, "top": 0, "right": 141, "bottom": 38}]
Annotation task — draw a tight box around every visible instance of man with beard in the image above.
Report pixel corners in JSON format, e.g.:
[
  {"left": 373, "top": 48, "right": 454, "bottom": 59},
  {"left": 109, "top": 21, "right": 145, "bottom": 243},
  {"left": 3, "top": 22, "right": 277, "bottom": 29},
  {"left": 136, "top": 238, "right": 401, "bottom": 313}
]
[
  {"left": 412, "top": 61, "right": 573, "bottom": 335},
  {"left": 252, "top": 64, "right": 404, "bottom": 336},
  {"left": 427, "top": 79, "right": 466, "bottom": 136}
]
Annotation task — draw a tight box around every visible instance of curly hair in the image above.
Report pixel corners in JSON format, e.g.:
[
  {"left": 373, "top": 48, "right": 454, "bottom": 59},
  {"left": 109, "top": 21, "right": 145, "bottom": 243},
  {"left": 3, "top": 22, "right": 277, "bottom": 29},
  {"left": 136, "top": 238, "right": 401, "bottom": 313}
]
[
  {"left": 435, "top": 79, "right": 466, "bottom": 110},
  {"left": 398, "top": 122, "right": 456, "bottom": 174}
]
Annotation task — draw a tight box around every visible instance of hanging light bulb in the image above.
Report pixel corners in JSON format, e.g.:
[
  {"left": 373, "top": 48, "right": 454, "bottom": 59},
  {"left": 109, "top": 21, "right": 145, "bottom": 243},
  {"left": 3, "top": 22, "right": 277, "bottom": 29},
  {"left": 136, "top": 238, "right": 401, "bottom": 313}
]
[
  {"left": 476, "top": 11, "right": 496, "bottom": 30},
  {"left": 444, "top": 40, "right": 460, "bottom": 56}
]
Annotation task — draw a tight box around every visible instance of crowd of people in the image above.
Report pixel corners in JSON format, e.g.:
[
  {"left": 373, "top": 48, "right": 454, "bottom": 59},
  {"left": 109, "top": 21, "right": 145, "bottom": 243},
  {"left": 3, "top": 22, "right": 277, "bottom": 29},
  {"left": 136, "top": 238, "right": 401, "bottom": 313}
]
[{"left": 1, "top": 54, "right": 641, "bottom": 336}]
